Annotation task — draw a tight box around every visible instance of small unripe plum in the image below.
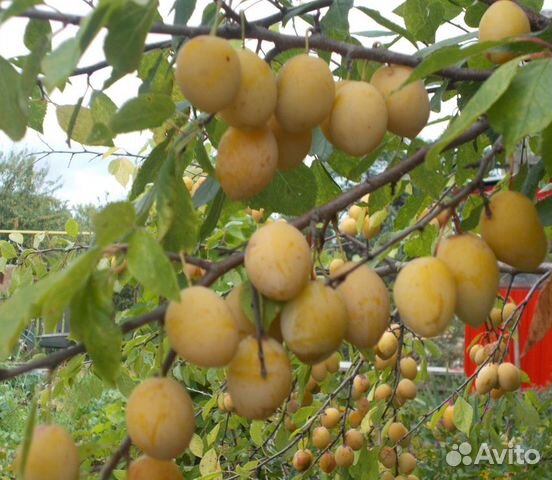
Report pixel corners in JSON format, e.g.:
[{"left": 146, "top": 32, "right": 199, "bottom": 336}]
[
  {"left": 312, "top": 426, "right": 331, "bottom": 449},
  {"left": 370, "top": 65, "right": 430, "bottom": 139},
  {"left": 388, "top": 422, "right": 408, "bottom": 443},
  {"left": 398, "top": 452, "right": 417, "bottom": 475},
  {"left": 437, "top": 234, "right": 499, "bottom": 328},
  {"left": 287, "top": 398, "right": 300, "bottom": 414},
  {"left": 377, "top": 332, "right": 399, "bottom": 360},
  {"left": 329, "top": 258, "right": 345, "bottom": 277},
  {"left": 501, "top": 302, "right": 518, "bottom": 323},
  {"left": 397, "top": 379, "right": 416, "bottom": 400},
  {"left": 356, "top": 397, "right": 370, "bottom": 415},
  {"left": 223, "top": 392, "right": 234, "bottom": 412},
  {"left": 374, "top": 383, "right": 393, "bottom": 401},
  {"left": 267, "top": 116, "right": 312, "bottom": 171},
  {"left": 227, "top": 336, "right": 292, "bottom": 419},
  {"left": 344, "top": 429, "right": 364, "bottom": 450},
  {"left": 285, "top": 416, "right": 297, "bottom": 432},
  {"left": 320, "top": 407, "right": 341, "bottom": 429},
  {"left": 353, "top": 374, "right": 370, "bottom": 393},
  {"left": 220, "top": 49, "right": 276, "bottom": 128},
  {"left": 339, "top": 216, "right": 358, "bottom": 236},
  {"left": 175, "top": 36, "right": 240, "bottom": 112},
  {"left": 281, "top": 280, "right": 348, "bottom": 364},
  {"left": 497, "top": 362, "right": 521, "bottom": 392},
  {"left": 128, "top": 455, "right": 183, "bottom": 480},
  {"left": 480, "top": 190, "right": 547, "bottom": 272},
  {"left": 126, "top": 378, "right": 195, "bottom": 460},
  {"left": 276, "top": 54, "right": 334, "bottom": 132},
  {"left": 328, "top": 81, "right": 388, "bottom": 156},
  {"left": 393, "top": 257, "right": 456, "bottom": 338},
  {"left": 332, "top": 262, "right": 390, "bottom": 348},
  {"left": 443, "top": 405, "right": 455, "bottom": 432},
  {"left": 469, "top": 344, "right": 483, "bottom": 363},
  {"left": 476, "top": 363, "right": 499, "bottom": 395},
  {"left": 379, "top": 446, "right": 397, "bottom": 468},
  {"left": 292, "top": 449, "right": 313, "bottom": 471},
  {"left": 320, "top": 451, "right": 337, "bottom": 473},
  {"left": 216, "top": 126, "right": 277, "bottom": 201},
  {"left": 335, "top": 445, "right": 355, "bottom": 467},
  {"left": 400, "top": 357, "right": 417, "bottom": 380},
  {"left": 375, "top": 352, "right": 397, "bottom": 371},
  {"left": 325, "top": 352, "right": 341, "bottom": 373},
  {"left": 311, "top": 362, "right": 328, "bottom": 382},
  {"left": 166, "top": 286, "right": 238, "bottom": 367},
  {"left": 479, "top": 0, "right": 531, "bottom": 64},
  {"left": 13, "top": 424, "right": 79, "bottom": 480},
  {"left": 245, "top": 222, "right": 311, "bottom": 301},
  {"left": 363, "top": 215, "right": 381, "bottom": 240}
]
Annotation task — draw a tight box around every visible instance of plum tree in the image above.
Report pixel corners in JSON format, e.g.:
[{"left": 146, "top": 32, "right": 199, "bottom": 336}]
[
  {"left": 126, "top": 378, "right": 195, "bottom": 460},
  {"left": 276, "top": 54, "right": 335, "bottom": 132},
  {"left": 244, "top": 222, "right": 311, "bottom": 301},
  {"left": 215, "top": 126, "right": 278, "bottom": 200},
  {"left": 479, "top": 0, "right": 531, "bottom": 63},
  {"left": 14, "top": 424, "right": 79, "bottom": 480},
  {"left": 165, "top": 286, "right": 239, "bottom": 367},
  {"left": 220, "top": 48, "right": 277, "bottom": 128},
  {"left": 227, "top": 336, "right": 292, "bottom": 419},
  {"left": 393, "top": 257, "right": 457, "bottom": 337},
  {"left": 128, "top": 456, "right": 183, "bottom": 480},
  {"left": 436, "top": 233, "right": 499, "bottom": 328},
  {"left": 280, "top": 280, "right": 348, "bottom": 364},
  {"left": 370, "top": 64, "right": 430, "bottom": 138},
  {"left": 175, "top": 36, "right": 241, "bottom": 112},
  {"left": 480, "top": 190, "right": 547, "bottom": 271}
]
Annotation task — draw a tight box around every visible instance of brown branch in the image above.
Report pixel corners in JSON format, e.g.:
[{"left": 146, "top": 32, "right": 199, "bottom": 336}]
[
  {"left": 99, "top": 436, "right": 131, "bottom": 480},
  {"left": 11, "top": 8, "right": 493, "bottom": 82}
]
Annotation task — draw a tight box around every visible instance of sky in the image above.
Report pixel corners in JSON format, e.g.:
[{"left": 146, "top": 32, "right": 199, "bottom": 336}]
[{"left": 0, "top": 0, "right": 551, "bottom": 208}]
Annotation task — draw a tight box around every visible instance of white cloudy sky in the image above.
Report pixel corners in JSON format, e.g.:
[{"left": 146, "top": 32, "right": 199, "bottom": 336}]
[{"left": 0, "top": 0, "right": 550, "bottom": 207}]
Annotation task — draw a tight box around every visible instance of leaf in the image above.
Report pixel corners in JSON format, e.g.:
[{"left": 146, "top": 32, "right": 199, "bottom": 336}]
[
  {"left": 156, "top": 152, "right": 199, "bottom": 252},
  {"left": 541, "top": 121, "right": 552, "bottom": 176},
  {"left": 523, "top": 276, "right": 552, "bottom": 355},
  {"left": 92, "top": 202, "right": 136, "bottom": 247},
  {"left": 70, "top": 271, "right": 121, "bottom": 384},
  {"left": 42, "top": 38, "right": 81, "bottom": 91},
  {"left": 404, "top": 224, "right": 438, "bottom": 258},
  {"left": 18, "top": 395, "right": 38, "bottom": 478},
  {"left": 0, "top": 241, "right": 17, "bottom": 259},
  {"left": 193, "top": 177, "right": 219, "bottom": 208},
  {"left": 537, "top": 196, "right": 552, "bottom": 226},
  {"left": 428, "top": 58, "right": 519, "bottom": 165},
  {"left": 249, "top": 164, "right": 317, "bottom": 216},
  {"left": 0, "top": 0, "right": 42, "bottom": 23},
  {"left": 91, "top": 91, "right": 117, "bottom": 125},
  {"left": 320, "top": 0, "right": 353, "bottom": 38},
  {"left": 138, "top": 50, "right": 174, "bottom": 95},
  {"left": 57, "top": 105, "right": 113, "bottom": 147},
  {"left": 104, "top": 0, "right": 157, "bottom": 79},
  {"left": 311, "top": 159, "right": 341, "bottom": 206},
  {"left": 9, "top": 233, "right": 24, "bottom": 244},
  {"left": 21, "top": 19, "right": 51, "bottom": 97},
  {"left": 206, "top": 423, "right": 220, "bottom": 446},
  {"left": 108, "top": 158, "right": 136, "bottom": 187},
  {"left": 174, "top": 0, "right": 197, "bottom": 26},
  {"left": 194, "top": 141, "right": 215, "bottom": 176},
  {"left": 130, "top": 137, "right": 171, "bottom": 200},
  {"left": 199, "top": 449, "right": 220, "bottom": 477},
  {"left": 65, "top": 218, "right": 79, "bottom": 238},
  {"left": 189, "top": 433, "right": 204, "bottom": 458},
  {"left": 0, "top": 56, "right": 27, "bottom": 141},
  {"left": 127, "top": 228, "right": 180, "bottom": 301},
  {"left": 239, "top": 281, "right": 283, "bottom": 333},
  {"left": 453, "top": 396, "right": 473, "bottom": 435},
  {"left": 489, "top": 59, "right": 552, "bottom": 156},
  {"left": 250, "top": 421, "right": 264, "bottom": 447},
  {"left": 403, "top": 0, "right": 444, "bottom": 44},
  {"left": 200, "top": 188, "right": 225, "bottom": 240},
  {"left": 513, "top": 395, "right": 540, "bottom": 428},
  {"left": 356, "top": 6, "right": 417, "bottom": 48},
  {"left": 111, "top": 94, "right": 175, "bottom": 134}
]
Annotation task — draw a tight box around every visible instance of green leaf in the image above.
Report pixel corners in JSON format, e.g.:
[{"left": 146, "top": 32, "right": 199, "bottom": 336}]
[
  {"left": 521, "top": 162, "right": 544, "bottom": 199},
  {"left": 311, "top": 159, "right": 341, "bottom": 206},
  {"left": 541, "top": 121, "right": 552, "bottom": 176},
  {"left": 200, "top": 188, "right": 225, "bottom": 240},
  {"left": 56, "top": 105, "right": 113, "bottom": 146},
  {"left": 239, "top": 281, "right": 283, "bottom": 333},
  {"left": 130, "top": 137, "right": 171, "bottom": 200},
  {"left": 92, "top": 201, "right": 136, "bottom": 247},
  {"left": 174, "top": 0, "right": 197, "bottom": 26},
  {"left": 428, "top": 58, "right": 519, "bottom": 164},
  {"left": 65, "top": 218, "right": 79, "bottom": 238},
  {"left": 513, "top": 396, "right": 539, "bottom": 428},
  {"left": 320, "top": 0, "right": 353, "bottom": 37},
  {"left": 28, "top": 87, "right": 47, "bottom": 133},
  {"left": 111, "top": 94, "right": 175, "bottom": 134},
  {"left": 250, "top": 164, "right": 317, "bottom": 216},
  {"left": 0, "top": 57, "right": 27, "bottom": 141},
  {"left": 250, "top": 421, "right": 264, "bottom": 447},
  {"left": 403, "top": 0, "right": 444, "bottom": 44},
  {"left": 453, "top": 396, "right": 473, "bottom": 435},
  {"left": 70, "top": 271, "right": 121, "bottom": 384},
  {"left": 356, "top": 6, "right": 417, "bottom": 48},
  {"left": 199, "top": 449, "right": 220, "bottom": 477},
  {"left": 410, "top": 162, "right": 447, "bottom": 199},
  {"left": 189, "top": 433, "right": 204, "bottom": 458},
  {"left": 194, "top": 141, "right": 215, "bottom": 176},
  {"left": 21, "top": 20, "right": 51, "bottom": 97},
  {"left": 42, "top": 38, "right": 80, "bottom": 91},
  {"left": 127, "top": 228, "right": 180, "bottom": 301},
  {"left": 18, "top": 395, "right": 38, "bottom": 479},
  {"left": 138, "top": 50, "right": 174, "bottom": 95},
  {"left": 108, "top": 158, "right": 136, "bottom": 187},
  {"left": 537, "top": 196, "right": 552, "bottom": 226},
  {"left": 91, "top": 91, "right": 117, "bottom": 125},
  {"left": 464, "top": 3, "right": 486, "bottom": 28},
  {"left": 404, "top": 224, "right": 438, "bottom": 258},
  {"left": 489, "top": 59, "right": 552, "bottom": 156},
  {"left": 156, "top": 152, "right": 199, "bottom": 252},
  {"left": 0, "top": 241, "right": 17, "bottom": 260},
  {"left": 104, "top": 0, "right": 157, "bottom": 79}
]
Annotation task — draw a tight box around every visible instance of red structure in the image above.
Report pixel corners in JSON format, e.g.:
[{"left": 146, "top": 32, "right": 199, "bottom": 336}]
[{"left": 464, "top": 282, "right": 552, "bottom": 387}]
